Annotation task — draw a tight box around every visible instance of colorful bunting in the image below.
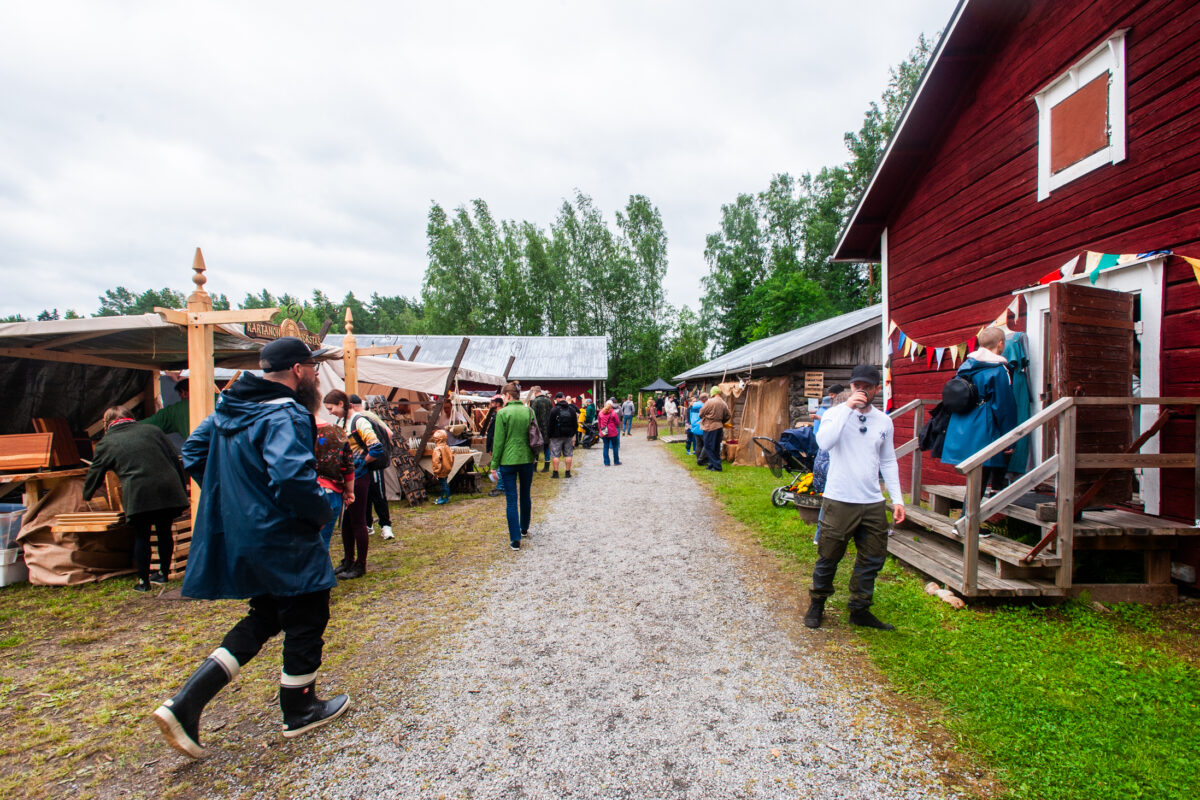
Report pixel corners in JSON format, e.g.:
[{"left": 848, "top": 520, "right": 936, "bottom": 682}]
[
  {"left": 934, "top": 347, "right": 945, "bottom": 369},
  {"left": 1087, "top": 251, "right": 1120, "bottom": 284},
  {"left": 925, "top": 347, "right": 934, "bottom": 369},
  {"left": 1182, "top": 255, "right": 1200, "bottom": 287}
]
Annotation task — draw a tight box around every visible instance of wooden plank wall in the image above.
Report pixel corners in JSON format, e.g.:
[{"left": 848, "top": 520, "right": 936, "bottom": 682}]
[{"left": 886, "top": 0, "right": 1200, "bottom": 520}]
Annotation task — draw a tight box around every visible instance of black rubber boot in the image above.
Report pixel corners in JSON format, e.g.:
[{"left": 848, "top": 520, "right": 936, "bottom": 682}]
[
  {"left": 280, "top": 681, "right": 350, "bottom": 738},
  {"left": 152, "top": 649, "right": 238, "bottom": 758},
  {"left": 541, "top": 462, "right": 550, "bottom": 473},
  {"left": 803, "top": 599, "right": 825, "bottom": 629},
  {"left": 848, "top": 609, "right": 896, "bottom": 631}
]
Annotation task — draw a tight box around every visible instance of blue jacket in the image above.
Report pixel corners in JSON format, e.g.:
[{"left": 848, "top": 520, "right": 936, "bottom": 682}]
[
  {"left": 941, "top": 357, "right": 1018, "bottom": 468},
  {"left": 688, "top": 401, "right": 704, "bottom": 436},
  {"left": 181, "top": 374, "right": 335, "bottom": 600}
]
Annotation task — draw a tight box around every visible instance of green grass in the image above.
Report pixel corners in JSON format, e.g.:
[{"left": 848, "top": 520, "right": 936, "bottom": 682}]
[{"left": 667, "top": 443, "right": 1200, "bottom": 800}]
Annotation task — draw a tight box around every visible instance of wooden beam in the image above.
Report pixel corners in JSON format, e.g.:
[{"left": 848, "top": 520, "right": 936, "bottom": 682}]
[
  {"left": 0, "top": 346, "right": 149, "bottom": 371},
  {"left": 342, "top": 307, "right": 358, "bottom": 395},
  {"left": 415, "top": 337, "right": 470, "bottom": 461},
  {"left": 1076, "top": 453, "right": 1195, "bottom": 469},
  {"left": 408, "top": 345, "right": 421, "bottom": 361},
  {"left": 503, "top": 355, "right": 516, "bottom": 380},
  {"left": 42, "top": 329, "right": 114, "bottom": 350},
  {"left": 1073, "top": 396, "right": 1200, "bottom": 406},
  {"left": 955, "top": 454, "right": 1060, "bottom": 536},
  {"left": 143, "top": 370, "right": 161, "bottom": 417},
  {"left": 1056, "top": 406, "right": 1076, "bottom": 590},
  {"left": 962, "top": 468, "right": 982, "bottom": 597},
  {"left": 355, "top": 345, "right": 405, "bottom": 356},
  {"left": 185, "top": 247, "right": 215, "bottom": 525}
]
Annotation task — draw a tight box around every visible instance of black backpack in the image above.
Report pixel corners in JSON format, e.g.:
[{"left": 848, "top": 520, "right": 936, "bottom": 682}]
[
  {"left": 942, "top": 376, "right": 980, "bottom": 414},
  {"left": 548, "top": 405, "right": 577, "bottom": 439},
  {"left": 349, "top": 413, "right": 393, "bottom": 471}
]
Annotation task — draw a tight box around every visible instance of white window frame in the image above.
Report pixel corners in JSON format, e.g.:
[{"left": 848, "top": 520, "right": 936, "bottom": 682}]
[{"left": 1034, "top": 30, "right": 1128, "bottom": 201}]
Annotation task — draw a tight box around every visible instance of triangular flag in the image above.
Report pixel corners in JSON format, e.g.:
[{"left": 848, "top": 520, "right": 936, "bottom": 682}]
[
  {"left": 903, "top": 337, "right": 912, "bottom": 357},
  {"left": 925, "top": 347, "right": 934, "bottom": 369},
  {"left": 1038, "top": 269, "right": 1060, "bottom": 284},
  {"left": 898, "top": 331, "right": 907, "bottom": 350},
  {"left": 1182, "top": 255, "right": 1200, "bottom": 286},
  {"left": 888, "top": 319, "right": 898, "bottom": 337},
  {"left": 949, "top": 346, "right": 958, "bottom": 367},
  {"left": 960, "top": 343, "right": 969, "bottom": 361},
  {"left": 1008, "top": 296, "right": 1020, "bottom": 316},
  {"left": 1116, "top": 252, "right": 1138, "bottom": 265},
  {"left": 1089, "top": 252, "right": 1120, "bottom": 284},
  {"left": 913, "top": 343, "right": 924, "bottom": 357},
  {"left": 935, "top": 347, "right": 945, "bottom": 369},
  {"left": 1083, "top": 250, "right": 1102, "bottom": 274},
  {"left": 968, "top": 336, "right": 978, "bottom": 353},
  {"left": 1061, "top": 255, "right": 1080, "bottom": 278}
]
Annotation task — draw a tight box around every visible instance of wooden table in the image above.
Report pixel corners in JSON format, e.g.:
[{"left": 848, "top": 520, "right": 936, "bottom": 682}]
[{"left": 0, "top": 467, "right": 89, "bottom": 508}]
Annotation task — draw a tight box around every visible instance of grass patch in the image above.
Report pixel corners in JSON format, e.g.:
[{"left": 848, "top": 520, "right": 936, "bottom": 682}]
[
  {"left": 666, "top": 442, "right": 1200, "bottom": 800},
  {"left": 0, "top": 471, "right": 563, "bottom": 800}
]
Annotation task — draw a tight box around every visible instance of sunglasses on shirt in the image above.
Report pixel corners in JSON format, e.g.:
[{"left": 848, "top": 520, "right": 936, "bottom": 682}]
[{"left": 858, "top": 413, "right": 868, "bottom": 434}]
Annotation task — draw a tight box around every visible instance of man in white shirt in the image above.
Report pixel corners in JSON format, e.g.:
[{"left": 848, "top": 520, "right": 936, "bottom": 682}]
[{"left": 804, "top": 364, "right": 906, "bottom": 631}]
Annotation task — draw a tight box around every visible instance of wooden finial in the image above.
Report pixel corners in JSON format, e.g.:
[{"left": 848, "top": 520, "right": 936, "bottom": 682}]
[
  {"left": 187, "top": 247, "right": 212, "bottom": 312},
  {"left": 344, "top": 306, "right": 354, "bottom": 334}
]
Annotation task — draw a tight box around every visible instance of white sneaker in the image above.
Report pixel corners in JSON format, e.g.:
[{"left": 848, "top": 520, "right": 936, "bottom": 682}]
[{"left": 381, "top": 525, "right": 394, "bottom": 540}]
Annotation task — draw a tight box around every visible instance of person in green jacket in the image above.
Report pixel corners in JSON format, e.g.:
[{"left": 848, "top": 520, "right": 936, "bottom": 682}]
[
  {"left": 491, "top": 382, "right": 536, "bottom": 550},
  {"left": 83, "top": 407, "right": 190, "bottom": 591}
]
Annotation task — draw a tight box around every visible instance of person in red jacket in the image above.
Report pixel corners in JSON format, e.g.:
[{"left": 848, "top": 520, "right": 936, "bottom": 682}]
[{"left": 598, "top": 401, "right": 622, "bottom": 466}]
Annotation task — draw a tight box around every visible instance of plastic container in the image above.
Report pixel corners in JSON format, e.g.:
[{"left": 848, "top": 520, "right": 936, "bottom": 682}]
[
  {"left": 0, "top": 547, "right": 28, "bottom": 587},
  {"left": 0, "top": 503, "right": 25, "bottom": 550}
]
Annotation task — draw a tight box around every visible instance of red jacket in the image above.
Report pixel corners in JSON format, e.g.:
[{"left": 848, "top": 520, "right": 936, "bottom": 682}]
[{"left": 598, "top": 409, "right": 621, "bottom": 438}]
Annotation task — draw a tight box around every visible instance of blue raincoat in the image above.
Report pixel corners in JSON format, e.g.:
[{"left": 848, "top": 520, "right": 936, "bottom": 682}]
[
  {"left": 181, "top": 374, "right": 335, "bottom": 600},
  {"left": 941, "top": 356, "right": 1018, "bottom": 468},
  {"left": 688, "top": 401, "right": 703, "bottom": 436}
]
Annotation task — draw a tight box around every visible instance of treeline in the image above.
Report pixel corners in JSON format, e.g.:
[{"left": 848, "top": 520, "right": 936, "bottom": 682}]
[{"left": 699, "top": 34, "right": 934, "bottom": 355}]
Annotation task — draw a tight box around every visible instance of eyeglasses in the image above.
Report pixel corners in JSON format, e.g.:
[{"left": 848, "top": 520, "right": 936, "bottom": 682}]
[{"left": 858, "top": 413, "right": 868, "bottom": 434}]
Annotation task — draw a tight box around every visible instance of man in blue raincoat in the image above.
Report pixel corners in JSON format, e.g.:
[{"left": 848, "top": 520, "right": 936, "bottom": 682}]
[
  {"left": 153, "top": 337, "right": 349, "bottom": 759},
  {"left": 941, "top": 327, "right": 1018, "bottom": 494}
]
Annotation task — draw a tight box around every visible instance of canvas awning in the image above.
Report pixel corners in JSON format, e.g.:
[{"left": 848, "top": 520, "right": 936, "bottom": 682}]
[{"left": 318, "top": 355, "right": 504, "bottom": 397}]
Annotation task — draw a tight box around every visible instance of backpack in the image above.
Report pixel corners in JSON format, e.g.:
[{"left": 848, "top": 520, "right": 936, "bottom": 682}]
[
  {"left": 941, "top": 376, "right": 980, "bottom": 414},
  {"left": 548, "top": 405, "right": 577, "bottom": 439},
  {"left": 918, "top": 401, "right": 952, "bottom": 460},
  {"left": 349, "top": 413, "right": 393, "bottom": 471}
]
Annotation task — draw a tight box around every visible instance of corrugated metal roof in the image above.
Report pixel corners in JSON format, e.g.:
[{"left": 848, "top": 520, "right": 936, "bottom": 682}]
[
  {"left": 673, "top": 305, "right": 881, "bottom": 382},
  {"left": 322, "top": 334, "right": 609, "bottom": 380}
]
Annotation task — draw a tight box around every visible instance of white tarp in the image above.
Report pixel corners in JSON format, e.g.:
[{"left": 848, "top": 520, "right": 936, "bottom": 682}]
[{"left": 317, "top": 353, "right": 504, "bottom": 396}]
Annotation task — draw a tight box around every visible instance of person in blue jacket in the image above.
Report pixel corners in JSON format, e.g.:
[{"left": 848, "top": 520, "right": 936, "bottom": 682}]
[
  {"left": 941, "top": 327, "right": 1018, "bottom": 494},
  {"left": 687, "top": 393, "right": 705, "bottom": 458},
  {"left": 152, "top": 337, "right": 349, "bottom": 759}
]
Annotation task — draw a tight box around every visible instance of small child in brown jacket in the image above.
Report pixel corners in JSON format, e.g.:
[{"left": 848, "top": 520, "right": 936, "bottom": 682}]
[{"left": 431, "top": 429, "right": 453, "bottom": 505}]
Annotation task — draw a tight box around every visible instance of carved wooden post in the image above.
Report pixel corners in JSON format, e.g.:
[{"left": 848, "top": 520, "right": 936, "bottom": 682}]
[
  {"left": 186, "top": 249, "right": 216, "bottom": 433},
  {"left": 343, "top": 307, "right": 358, "bottom": 396}
]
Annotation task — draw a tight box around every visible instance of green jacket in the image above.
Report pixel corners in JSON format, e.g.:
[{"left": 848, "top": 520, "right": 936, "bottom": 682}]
[
  {"left": 83, "top": 421, "right": 189, "bottom": 517},
  {"left": 140, "top": 399, "right": 191, "bottom": 438},
  {"left": 492, "top": 400, "right": 536, "bottom": 467}
]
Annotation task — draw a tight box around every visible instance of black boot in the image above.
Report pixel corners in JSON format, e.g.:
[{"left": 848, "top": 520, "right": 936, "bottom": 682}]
[
  {"left": 541, "top": 462, "right": 550, "bottom": 473},
  {"left": 152, "top": 648, "right": 238, "bottom": 758},
  {"left": 280, "top": 680, "right": 350, "bottom": 739},
  {"left": 848, "top": 608, "right": 895, "bottom": 631},
  {"left": 803, "top": 599, "right": 825, "bottom": 629}
]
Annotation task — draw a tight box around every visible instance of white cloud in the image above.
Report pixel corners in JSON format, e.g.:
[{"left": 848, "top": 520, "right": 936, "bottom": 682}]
[{"left": 0, "top": 0, "right": 957, "bottom": 318}]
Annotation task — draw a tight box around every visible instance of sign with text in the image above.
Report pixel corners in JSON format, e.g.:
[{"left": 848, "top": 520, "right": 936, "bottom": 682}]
[
  {"left": 803, "top": 371, "right": 825, "bottom": 398},
  {"left": 245, "top": 320, "right": 322, "bottom": 349}
]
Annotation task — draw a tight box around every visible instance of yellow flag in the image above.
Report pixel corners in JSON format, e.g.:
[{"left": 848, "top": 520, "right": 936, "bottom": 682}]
[
  {"left": 1183, "top": 255, "right": 1200, "bottom": 286},
  {"left": 903, "top": 338, "right": 912, "bottom": 357}
]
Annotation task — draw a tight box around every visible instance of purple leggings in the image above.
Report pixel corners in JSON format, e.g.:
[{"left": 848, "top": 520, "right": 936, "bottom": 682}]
[{"left": 341, "top": 472, "right": 371, "bottom": 567}]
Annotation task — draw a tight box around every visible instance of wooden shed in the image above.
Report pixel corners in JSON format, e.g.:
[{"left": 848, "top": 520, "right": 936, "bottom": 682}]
[{"left": 834, "top": 0, "right": 1200, "bottom": 600}]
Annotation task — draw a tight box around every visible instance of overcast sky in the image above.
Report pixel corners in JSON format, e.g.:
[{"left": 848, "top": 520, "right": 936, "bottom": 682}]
[{"left": 0, "top": 0, "right": 957, "bottom": 320}]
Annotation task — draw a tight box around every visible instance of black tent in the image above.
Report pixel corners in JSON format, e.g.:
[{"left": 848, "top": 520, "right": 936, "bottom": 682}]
[{"left": 640, "top": 377, "right": 678, "bottom": 392}]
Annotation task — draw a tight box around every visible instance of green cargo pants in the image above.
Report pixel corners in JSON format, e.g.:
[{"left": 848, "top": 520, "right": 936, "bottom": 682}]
[{"left": 809, "top": 497, "right": 889, "bottom": 610}]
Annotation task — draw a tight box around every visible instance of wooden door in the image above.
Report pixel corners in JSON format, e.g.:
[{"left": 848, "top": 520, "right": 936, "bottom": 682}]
[{"left": 1047, "top": 282, "right": 1135, "bottom": 505}]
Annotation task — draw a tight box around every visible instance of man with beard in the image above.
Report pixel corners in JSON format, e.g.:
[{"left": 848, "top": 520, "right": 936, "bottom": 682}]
[{"left": 152, "top": 337, "right": 349, "bottom": 758}]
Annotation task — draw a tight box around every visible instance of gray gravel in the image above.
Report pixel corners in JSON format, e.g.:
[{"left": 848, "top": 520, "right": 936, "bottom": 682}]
[{"left": 295, "top": 434, "right": 961, "bottom": 799}]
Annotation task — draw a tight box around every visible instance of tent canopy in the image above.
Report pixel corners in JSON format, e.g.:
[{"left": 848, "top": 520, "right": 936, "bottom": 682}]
[
  {"left": 640, "top": 377, "right": 678, "bottom": 392},
  {"left": 318, "top": 355, "right": 504, "bottom": 398}
]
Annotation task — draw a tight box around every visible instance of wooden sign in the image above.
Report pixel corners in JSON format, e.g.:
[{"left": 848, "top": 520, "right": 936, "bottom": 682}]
[
  {"left": 244, "top": 320, "right": 322, "bottom": 349},
  {"left": 803, "top": 372, "right": 825, "bottom": 398}
]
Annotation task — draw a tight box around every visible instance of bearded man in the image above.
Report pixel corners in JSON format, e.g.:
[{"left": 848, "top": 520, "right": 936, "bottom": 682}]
[{"left": 153, "top": 337, "right": 349, "bottom": 758}]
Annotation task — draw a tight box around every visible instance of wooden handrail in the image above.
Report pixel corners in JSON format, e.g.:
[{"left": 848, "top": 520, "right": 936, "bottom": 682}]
[
  {"left": 954, "top": 396, "right": 1074, "bottom": 473},
  {"left": 1073, "top": 396, "right": 1200, "bottom": 406},
  {"left": 888, "top": 398, "right": 924, "bottom": 418}
]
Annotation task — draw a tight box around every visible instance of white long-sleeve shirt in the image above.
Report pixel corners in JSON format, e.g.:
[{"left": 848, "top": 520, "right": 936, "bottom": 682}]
[{"left": 814, "top": 403, "right": 903, "bottom": 505}]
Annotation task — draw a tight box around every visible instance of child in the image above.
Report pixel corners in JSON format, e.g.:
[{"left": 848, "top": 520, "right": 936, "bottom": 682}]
[
  {"left": 313, "top": 417, "right": 355, "bottom": 550},
  {"left": 431, "top": 429, "right": 453, "bottom": 505}
]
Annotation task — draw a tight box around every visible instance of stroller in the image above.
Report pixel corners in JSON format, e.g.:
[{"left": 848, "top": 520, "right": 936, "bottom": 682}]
[{"left": 753, "top": 427, "right": 822, "bottom": 509}]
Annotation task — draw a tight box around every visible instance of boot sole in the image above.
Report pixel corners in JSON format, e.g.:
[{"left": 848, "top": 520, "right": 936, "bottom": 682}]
[
  {"left": 281, "top": 696, "right": 351, "bottom": 739},
  {"left": 152, "top": 706, "right": 206, "bottom": 759}
]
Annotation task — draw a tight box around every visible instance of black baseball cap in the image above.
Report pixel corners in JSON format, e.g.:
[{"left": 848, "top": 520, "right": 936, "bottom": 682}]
[
  {"left": 259, "top": 337, "right": 331, "bottom": 372},
  {"left": 348, "top": 394, "right": 363, "bottom": 405},
  {"left": 849, "top": 364, "right": 882, "bottom": 386}
]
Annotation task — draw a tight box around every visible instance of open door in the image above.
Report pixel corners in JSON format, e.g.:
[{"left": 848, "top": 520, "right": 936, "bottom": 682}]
[{"left": 1046, "top": 281, "right": 1135, "bottom": 506}]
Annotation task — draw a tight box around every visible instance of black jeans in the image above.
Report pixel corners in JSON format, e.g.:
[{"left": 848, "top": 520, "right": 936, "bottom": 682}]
[
  {"left": 699, "top": 429, "right": 724, "bottom": 470},
  {"left": 128, "top": 509, "right": 178, "bottom": 582},
  {"left": 364, "top": 469, "right": 391, "bottom": 529},
  {"left": 809, "top": 498, "right": 889, "bottom": 611},
  {"left": 220, "top": 589, "right": 331, "bottom": 679}
]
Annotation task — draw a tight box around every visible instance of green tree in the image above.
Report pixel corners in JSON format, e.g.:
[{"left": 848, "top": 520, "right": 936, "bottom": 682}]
[{"left": 95, "top": 287, "right": 187, "bottom": 316}]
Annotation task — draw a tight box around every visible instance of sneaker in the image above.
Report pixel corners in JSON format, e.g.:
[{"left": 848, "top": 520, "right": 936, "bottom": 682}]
[
  {"left": 803, "top": 599, "right": 825, "bottom": 629},
  {"left": 521, "top": 529, "right": 531, "bottom": 538},
  {"left": 488, "top": 489, "right": 502, "bottom": 497},
  {"left": 149, "top": 571, "right": 168, "bottom": 585},
  {"left": 381, "top": 526, "right": 394, "bottom": 540},
  {"left": 551, "top": 471, "right": 559, "bottom": 479},
  {"left": 134, "top": 580, "right": 151, "bottom": 593},
  {"left": 510, "top": 541, "right": 520, "bottom": 551},
  {"left": 334, "top": 558, "right": 352, "bottom": 574},
  {"left": 434, "top": 497, "right": 448, "bottom": 505},
  {"left": 848, "top": 609, "right": 895, "bottom": 631}
]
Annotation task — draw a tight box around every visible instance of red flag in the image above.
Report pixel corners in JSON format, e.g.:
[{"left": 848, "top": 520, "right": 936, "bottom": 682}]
[
  {"left": 968, "top": 336, "right": 978, "bottom": 353},
  {"left": 1038, "top": 270, "right": 1060, "bottom": 284},
  {"left": 925, "top": 347, "right": 934, "bottom": 369}
]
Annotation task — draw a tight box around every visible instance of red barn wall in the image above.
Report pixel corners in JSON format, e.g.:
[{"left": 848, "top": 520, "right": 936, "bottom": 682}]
[{"left": 886, "top": 0, "right": 1200, "bottom": 520}]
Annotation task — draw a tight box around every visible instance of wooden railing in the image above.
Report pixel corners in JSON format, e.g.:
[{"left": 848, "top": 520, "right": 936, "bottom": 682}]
[{"left": 891, "top": 396, "right": 1200, "bottom": 596}]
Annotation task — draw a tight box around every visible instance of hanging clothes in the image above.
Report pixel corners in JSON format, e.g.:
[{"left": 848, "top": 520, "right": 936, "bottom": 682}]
[{"left": 1004, "top": 331, "right": 1033, "bottom": 474}]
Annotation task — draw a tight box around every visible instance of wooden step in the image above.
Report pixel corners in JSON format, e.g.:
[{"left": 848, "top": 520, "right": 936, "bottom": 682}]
[
  {"left": 888, "top": 532, "right": 1064, "bottom": 598},
  {"left": 902, "top": 505, "right": 1061, "bottom": 567}
]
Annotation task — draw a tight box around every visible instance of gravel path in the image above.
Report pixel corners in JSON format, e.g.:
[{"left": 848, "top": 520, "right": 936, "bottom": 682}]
[{"left": 299, "top": 433, "right": 961, "bottom": 799}]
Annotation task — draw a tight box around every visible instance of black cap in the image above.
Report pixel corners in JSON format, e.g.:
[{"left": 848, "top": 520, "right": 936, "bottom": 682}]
[
  {"left": 259, "top": 337, "right": 331, "bottom": 372},
  {"left": 828, "top": 383, "right": 844, "bottom": 395},
  {"left": 348, "top": 394, "right": 363, "bottom": 405},
  {"left": 849, "top": 364, "right": 882, "bottom": 386},
  {"left": 554, "top": 391, "right": 564, "bottom": 399}
]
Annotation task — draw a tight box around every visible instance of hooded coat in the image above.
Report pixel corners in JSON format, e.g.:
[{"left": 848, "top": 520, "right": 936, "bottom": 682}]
[
  {"left": 181, "top": 373, "right": 334, "bottom": 600},
  {"left": 941, "top": 355, "right": 1018, "bottom": 468}
]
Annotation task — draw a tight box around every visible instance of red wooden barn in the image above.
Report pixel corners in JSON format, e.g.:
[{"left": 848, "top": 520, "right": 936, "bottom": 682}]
[{"left": 834, "top": 0, "right": 1200, "bottom": 598}]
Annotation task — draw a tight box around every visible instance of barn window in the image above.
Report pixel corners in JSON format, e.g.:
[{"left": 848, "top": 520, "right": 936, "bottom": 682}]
[{"left": 1034, "top": 30, "right": 1127, "bottom": 201}]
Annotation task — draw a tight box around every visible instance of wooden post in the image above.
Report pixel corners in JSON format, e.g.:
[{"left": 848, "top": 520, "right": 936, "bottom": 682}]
[
  {"left": 1194, "top": 406, "right": 1200, "bottom": 527},
  {"left": 408, "top": 345, "right": 421, "bottom": 361},
  {"left": 342, "top": 307, "right": 358, "bottom": 396},
  {"left": 963, "top": 467, "right": 982, "bottom": 596},
  {"left": 638, "top": 391, "right": 643, "bottom": 419},
  {"left": 415, "top": 337, "right": 470, "bottom": 461},
  {"left": 142, "top": 370, "right": 161, "bottom": 417},
  {"left": 503, "top": 355, "right": 515, "bottom": 380},
  {"left": 1056, "top": 405, "right": 1076, "bottom": 590},
  {"left": 910, "top": 400, "right": 924, "bottom": 505}
]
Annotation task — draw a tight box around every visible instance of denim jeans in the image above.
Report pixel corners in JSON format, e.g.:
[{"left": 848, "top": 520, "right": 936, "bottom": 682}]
[
  {"left": 702, "top": 429, "right": 724, "bottom": 471},
  {"left": 498, "top": 463, "right": 534, "bottom": 545},
  {"left": 602, "top": 435, "right": 621, "bottom": 465},
  {"left": 685, "top": 430, "right": 696, "bottom": 453},
  {"left": 318, "top": 488, "right": 344, "bottom": 550},
  {"left": 621, "top": 414, "right": 633, "bottom": 435}
]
